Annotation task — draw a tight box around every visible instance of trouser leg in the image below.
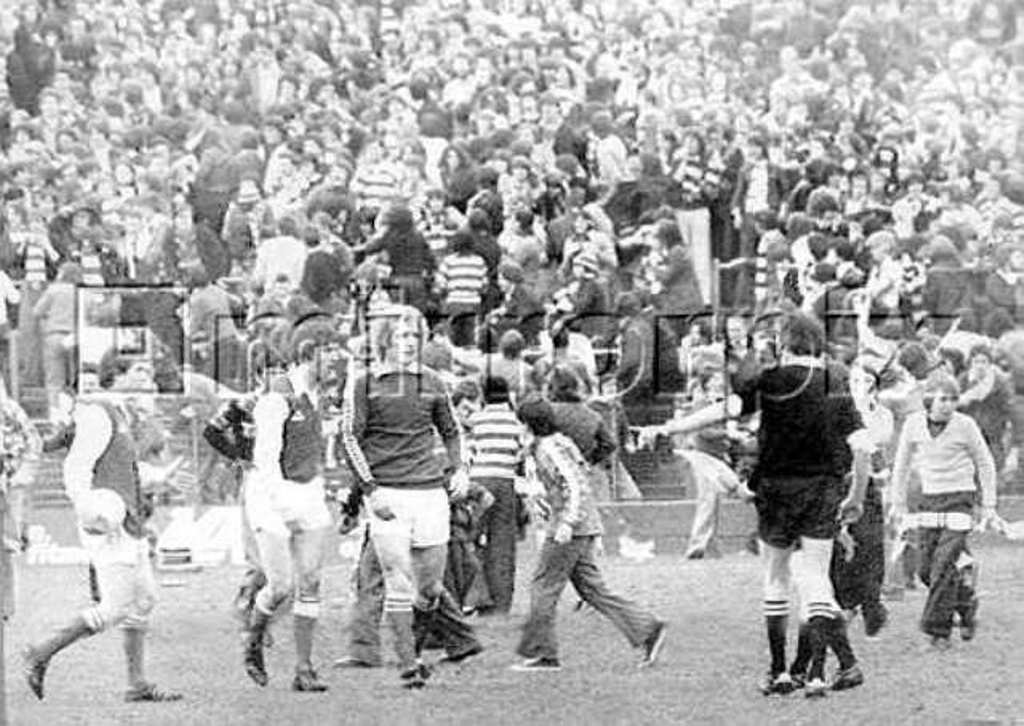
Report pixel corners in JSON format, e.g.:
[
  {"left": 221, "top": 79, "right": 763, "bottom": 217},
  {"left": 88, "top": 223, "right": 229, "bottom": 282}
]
[
  {"left": 516, "top": 537, "right": 580, "bottom": 660},
  {"left": 569, "top": 536, "right": 660, "bottom": 648},
  {"left": 832, "top": 485, "right": 885, "bottom": 612},
  {"left": 685, "top": 467, "right": 720, "bottom": 558},
  {"left": 412, "top": 543, "right": 480, "bottom": 659},
  {"left": 919, "top": 528, "right": 968, "bottom": 639},
  {"left": 23, "top": 614, "right": 94, "bottom": 700},
  {"left": 347, "top": 530, "right": 384, "bottom": 665},
  {"left": 480, "top": 478, "right": 517, "bottom": 612}
]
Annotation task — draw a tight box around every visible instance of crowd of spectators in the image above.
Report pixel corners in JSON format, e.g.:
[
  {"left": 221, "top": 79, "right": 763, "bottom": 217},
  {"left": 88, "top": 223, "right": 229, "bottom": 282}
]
[{"left": 2, "top": 0, "right": 1024, "bottom": 500}]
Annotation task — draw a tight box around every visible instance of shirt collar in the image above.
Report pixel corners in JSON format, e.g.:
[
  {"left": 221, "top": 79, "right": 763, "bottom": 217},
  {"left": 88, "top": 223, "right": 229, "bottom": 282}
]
[{"left": 371, "top": 360, "right": 424, "bottom": 379}]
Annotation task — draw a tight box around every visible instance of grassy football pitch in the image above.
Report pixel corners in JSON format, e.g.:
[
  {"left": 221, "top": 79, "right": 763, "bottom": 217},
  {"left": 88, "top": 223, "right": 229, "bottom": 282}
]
[{"left": 7, "top": 536, "right": 1024, "bottom": 725}]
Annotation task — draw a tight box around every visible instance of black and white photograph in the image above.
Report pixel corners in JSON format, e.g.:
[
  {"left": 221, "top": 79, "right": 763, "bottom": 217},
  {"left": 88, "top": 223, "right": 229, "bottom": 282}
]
[{"left": 1, "top": 0, "right": 1024, "bottom": 723}]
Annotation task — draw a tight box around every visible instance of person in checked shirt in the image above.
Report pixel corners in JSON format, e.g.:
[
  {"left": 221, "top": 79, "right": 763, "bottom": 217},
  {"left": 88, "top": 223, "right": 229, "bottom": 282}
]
[{"left": 511, "top": 395, "right": 667, "bottom": 672}]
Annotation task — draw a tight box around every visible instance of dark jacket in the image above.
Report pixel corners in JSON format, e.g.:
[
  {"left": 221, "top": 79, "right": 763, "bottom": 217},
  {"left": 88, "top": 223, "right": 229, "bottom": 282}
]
[
  {"left": 6, "top": 27, "right": 55, "bottom": 115},
  {"left": 985, "top": 271, "right": 1024, "bottom": 324},
  {"left": 730, "top": 162, "right": 787, "bottom": 214},
  {"left": 736, "top": 360, "right": 862, "bottom": 480},
  {"left": 923, "top": 263, "right": 973, "bottom": 334},
  {"left": 203, "top": 398, "right": 255, "bottom": 462},
  {"left": 339, "top": 367, "right": 461, "bottom": 489},
  {"left": 502, "top": 283, "right": 546, "bottom": 346},
  {"left": 550, "top": 401, "right": 616, "bottom": 466},
  {"left": 301, "top": 246, "right": 350, "bottom": 306}
]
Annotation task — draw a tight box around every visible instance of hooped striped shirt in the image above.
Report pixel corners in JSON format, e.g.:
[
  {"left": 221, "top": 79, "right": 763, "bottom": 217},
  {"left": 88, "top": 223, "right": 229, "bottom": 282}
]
[
  {"left": 437, "top": 252, "right": 488, "bottom": 307},
  {"left": 467, "top": 402, "right": 525, "bottom": 481},
  {"left": 674, "top": 157, "right": 723, "bottom": 206}
]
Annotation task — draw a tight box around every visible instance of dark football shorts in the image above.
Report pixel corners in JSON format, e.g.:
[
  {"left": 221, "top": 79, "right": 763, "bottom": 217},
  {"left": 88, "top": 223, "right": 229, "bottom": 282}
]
[{"left": 755, "top": 474, "right": 843, "bottom": 549}]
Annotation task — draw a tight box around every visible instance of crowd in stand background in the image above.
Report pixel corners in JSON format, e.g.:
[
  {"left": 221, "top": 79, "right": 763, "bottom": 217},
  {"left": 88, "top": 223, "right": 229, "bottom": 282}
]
[{"left": 2, "top": 0, "right": 1024, "bottom": 503}]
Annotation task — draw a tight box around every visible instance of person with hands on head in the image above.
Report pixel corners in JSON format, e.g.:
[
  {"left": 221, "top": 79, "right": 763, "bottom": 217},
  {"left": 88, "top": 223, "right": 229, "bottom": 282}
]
[
  {"left": 510, "top": 394, "right": 667, "bottom": 672},
  {"left": 338, "top": 304, "right": 481, "bottom": 689}
]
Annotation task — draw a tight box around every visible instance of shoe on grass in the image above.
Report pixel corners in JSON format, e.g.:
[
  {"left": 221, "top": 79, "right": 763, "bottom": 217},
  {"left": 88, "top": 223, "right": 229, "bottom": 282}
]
[
  {"left": 124, "top": 682, "right": 183, "bottom": 703},
  {"left": 440, "top": 642, "right": 484, "bottom": 664},
  {"left": 243, "top": 633, "right": 268, "bottom": 687},
  {"left": 400, "top": 662, "right": 432, "bottom": 689},
  {"left": 640, "top": 622, "right": 667, "bottom": 668},
  {"left": 804, "top": 678, "right": 828, "bottom": 699},
  {"left": 863, "top": 603, "right": 888, "bottom": 638},
  {"left": 292, "top": 668, "right": 328, "bottom": 693},
  {"left": 831, "top": 665, "right": 864, "bottom": 691},
  {"left": 760, "top": 671, "right": 797, "bottom": 696},
  {"left": 959, "top": 598, "right": 979, "bottom": 641},
  {"left": 930, "top": 635, "right": 952, "bottom": 651},
  {"left": 24, "top": 648, "right": 48, "bottom": 701},
  {"left": 510, "top": 657, "right": 562, "bottom": 672},
  {"left": 333, "top": 655, "right": 380, "bottom": 669}
]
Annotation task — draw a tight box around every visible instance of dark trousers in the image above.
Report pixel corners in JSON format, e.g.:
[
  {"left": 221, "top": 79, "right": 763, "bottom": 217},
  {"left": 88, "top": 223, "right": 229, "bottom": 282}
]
[
  {"left": 517, "top": 535, "right": 659, "bottom": 660},
  {"left": 444, "top": 303, "right": 479, "bottom": 348},
  {"left": 348, "top": 529, "right": 478, "bottom": 662},
  {"left": 918, "top": 527, "right": 975, "bottom": 638},
  {"left": 831, "top": 483, "right": 885, "bottom": 613},
  {"left": 478, "top": 477, "right": 517, "bottom": 613},
  {"left": 444, "top": 534, "right": 482, "bottom": 608}
]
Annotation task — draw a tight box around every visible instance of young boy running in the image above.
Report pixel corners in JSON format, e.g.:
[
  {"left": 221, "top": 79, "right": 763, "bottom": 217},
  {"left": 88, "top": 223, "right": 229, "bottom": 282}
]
[{"left": 511, "top": 395, "right": 666, "bottom": 671}]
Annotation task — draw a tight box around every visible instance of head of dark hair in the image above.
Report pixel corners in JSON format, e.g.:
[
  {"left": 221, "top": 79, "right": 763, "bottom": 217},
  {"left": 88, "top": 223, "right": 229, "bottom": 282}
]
[
  {"left": 780, "top": 312, "right": 825, "bottom": 357},
  {"left": 939, "top": 347, "right": 966, "bottom": 376},
  {"left": 467, "top": 208, "right": 491, "bottom": 233},
  {"left": 475, "top": 165, "right": 500, "bottom": 190},
  {"left": 97, "top": 350, "right": 131, "bottom": 389},
  {"left": 547, "top": 364, "right": 582, "bottom": 402},
  {"left": 514, "top": 207, "right": 534, "bottom": 232},
  {"left": 291, "top": 313, "right": 340, "bottom": 364},
  {"left": 833, "top": 239, "right": 856, "bottom": 262},
  {"left": 452, "top": 378, "right": 482, "bottom": 407},
  {"left": 897, "top": 342, "right": 932, "bottom": 381},
  {"left": 517, "top": 393, "right": 557, "bottom": 436},
  {"left": 785, "top": 212, "right": 815, "bottom": 241},
  {"left": 451, "top": 229, "right": 476, "bottom": 254},
  {"left": 482, "top": 375, "right": 511, "bottom": 404},
  {"left": 806, "top": 233, "right": 830, "bottom": 261},
  {"left": 498, "top": 329, "right": 525, "bottom": 359},
  {"left": 655, "top": 219, "right": 683, "bottom": 249}
]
